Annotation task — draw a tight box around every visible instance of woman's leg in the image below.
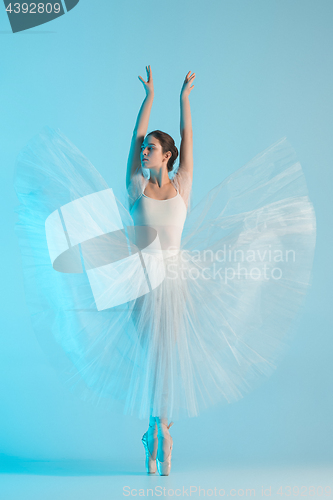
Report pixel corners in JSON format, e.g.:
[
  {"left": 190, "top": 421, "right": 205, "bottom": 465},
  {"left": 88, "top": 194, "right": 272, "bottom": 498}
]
[
  {"left": 147, "top": 413, "right": 158, "bottom": 459},
  {"left": 155, "top": 416, "right": 173, "bottom": 462}
]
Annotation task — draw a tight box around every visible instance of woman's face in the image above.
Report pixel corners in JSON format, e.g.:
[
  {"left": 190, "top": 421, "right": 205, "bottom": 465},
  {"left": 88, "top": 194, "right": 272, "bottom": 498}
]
[{"left": 140, "top": 135, "right": 169, "bottom": 169}]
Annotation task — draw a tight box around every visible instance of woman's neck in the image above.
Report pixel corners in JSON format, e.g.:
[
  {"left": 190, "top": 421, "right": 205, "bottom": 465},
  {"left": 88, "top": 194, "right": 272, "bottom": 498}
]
[{"left": 149, "top": 167, "right": 171, "bottom": 188}]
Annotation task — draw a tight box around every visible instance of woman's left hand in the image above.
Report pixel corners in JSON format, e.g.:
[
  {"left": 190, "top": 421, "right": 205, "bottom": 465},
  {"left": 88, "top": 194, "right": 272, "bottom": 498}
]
[{"left": 180, "top": 71, "right": 195, "bottom": 99}]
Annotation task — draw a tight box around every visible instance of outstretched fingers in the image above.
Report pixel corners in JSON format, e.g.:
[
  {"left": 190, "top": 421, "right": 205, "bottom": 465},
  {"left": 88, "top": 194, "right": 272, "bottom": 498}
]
[
  {"left": 185, "top": 71, "right": 195, "bottom": 82},
  {"left": 138, "top": 65, "right": 154, "bottom": 97},
  {"left": 180, "top": 70, "right": 196, "bottom": 97},
  {"left": 138, "top": 65, "right": 152, "bottom": 84}
]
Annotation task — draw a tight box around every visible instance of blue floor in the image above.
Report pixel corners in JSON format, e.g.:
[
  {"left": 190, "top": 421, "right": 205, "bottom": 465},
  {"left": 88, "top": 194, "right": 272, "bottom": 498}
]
[{"left": 1, "top": 460, "right": 332, "bottom": 499}]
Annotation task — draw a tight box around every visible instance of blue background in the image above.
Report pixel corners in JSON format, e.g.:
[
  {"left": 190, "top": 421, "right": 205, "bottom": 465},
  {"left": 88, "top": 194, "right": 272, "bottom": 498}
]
[{"left": 0, "top": 0, "right": 332, "bottom": 474}]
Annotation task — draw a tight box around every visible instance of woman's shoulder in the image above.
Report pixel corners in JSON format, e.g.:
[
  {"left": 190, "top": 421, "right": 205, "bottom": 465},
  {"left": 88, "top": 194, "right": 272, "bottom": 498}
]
[
  {"left": 127, "top": 166, "right": 148, "bottom": 208},
  {"left": 171, "top": 168, "right": 193, "bottom": 209},
  {"left": 127, "top": 166, "right": 148, "bottom": 189},
  {"left": 172, "top": 167, "right": 192, "bottom": 188},
  {"left": 173, "top": 167, "right": 192, "bottom": 182}
]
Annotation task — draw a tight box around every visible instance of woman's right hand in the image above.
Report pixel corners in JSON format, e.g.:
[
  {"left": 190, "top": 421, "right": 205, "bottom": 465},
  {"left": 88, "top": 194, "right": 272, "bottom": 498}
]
[{"left": 138, "top": 65, "right": 154, "bottom": 97}]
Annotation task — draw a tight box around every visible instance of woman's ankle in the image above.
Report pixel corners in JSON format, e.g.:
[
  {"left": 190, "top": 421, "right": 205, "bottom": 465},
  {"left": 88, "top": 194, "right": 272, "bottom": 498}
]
[{"left": 156, "top": 417, "right": 172, "bottom": 434}]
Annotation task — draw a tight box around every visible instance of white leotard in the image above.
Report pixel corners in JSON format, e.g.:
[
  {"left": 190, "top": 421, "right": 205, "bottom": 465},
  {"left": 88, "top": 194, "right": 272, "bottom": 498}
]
[{"left": 128, "top": 169, "right": 192, "bottom": 257}]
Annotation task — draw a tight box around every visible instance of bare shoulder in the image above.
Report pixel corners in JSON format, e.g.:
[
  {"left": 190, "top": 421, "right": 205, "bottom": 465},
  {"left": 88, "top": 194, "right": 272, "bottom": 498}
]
[
  {"left": 127, "top": 166, "right": 145, "bottom": 189},
  {"left": 174, "top": 166, "right": 193, "bottom": 184},
  {"left": 172, "top": 167, "right": 193, "bottom": 209},
  {"left": 127, "top": 166, "right": 147, "bottom": 208}
]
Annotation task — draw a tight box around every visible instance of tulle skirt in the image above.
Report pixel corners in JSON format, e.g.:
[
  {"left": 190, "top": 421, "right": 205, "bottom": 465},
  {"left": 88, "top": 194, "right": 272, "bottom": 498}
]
[{"left": 13, "top": 127, "right": 316, "bottom": 420}]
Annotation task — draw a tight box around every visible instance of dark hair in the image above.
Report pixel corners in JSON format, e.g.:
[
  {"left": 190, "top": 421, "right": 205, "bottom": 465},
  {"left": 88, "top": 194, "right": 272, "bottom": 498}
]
[{"left": 147, "top": 130, "right": 178, "bottom": 172}]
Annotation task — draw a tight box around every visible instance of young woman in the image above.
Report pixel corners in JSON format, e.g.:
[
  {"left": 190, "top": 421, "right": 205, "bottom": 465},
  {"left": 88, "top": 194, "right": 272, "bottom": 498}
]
[
  {"left": 126, "top": 66, "right": 195, "bottom": 475},
  {"left": 14, "top": 66, "right": 316, "bottom": 477}
]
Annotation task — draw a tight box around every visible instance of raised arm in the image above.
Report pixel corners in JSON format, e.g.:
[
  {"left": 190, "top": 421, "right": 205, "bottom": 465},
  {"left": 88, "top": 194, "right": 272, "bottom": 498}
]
[
  {"left": 179, "top": 71, "right": 195, "bottom": 182},
  {"left": 126, "top": 65, "right": 154, "bottom": 190}
]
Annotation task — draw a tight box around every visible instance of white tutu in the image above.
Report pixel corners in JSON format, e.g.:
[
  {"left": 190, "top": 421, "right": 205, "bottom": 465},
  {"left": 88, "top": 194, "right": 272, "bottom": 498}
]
[{"left": 13, "top": 127, "right": 316, "bottom": 420}]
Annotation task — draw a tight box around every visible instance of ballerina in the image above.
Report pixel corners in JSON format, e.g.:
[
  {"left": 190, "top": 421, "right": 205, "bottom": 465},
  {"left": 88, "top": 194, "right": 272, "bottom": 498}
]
[
  {"left": 127, "top": 66, "right": 195, "bottom": 475},
  {"left": 13, "top": 66, "right": 316, "bottom": 478}
]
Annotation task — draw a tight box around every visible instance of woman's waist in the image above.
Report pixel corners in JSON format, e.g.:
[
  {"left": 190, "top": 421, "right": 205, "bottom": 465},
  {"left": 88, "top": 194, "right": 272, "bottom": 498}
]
[{"left": 132, "top": 224, "right": 183, "bottom": 251}]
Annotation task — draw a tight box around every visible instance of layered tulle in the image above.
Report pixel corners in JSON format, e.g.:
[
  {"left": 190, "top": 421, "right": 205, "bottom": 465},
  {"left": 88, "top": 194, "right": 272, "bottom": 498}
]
[{"left": 13, "top": 127, "right": 316, "bottom": 420}]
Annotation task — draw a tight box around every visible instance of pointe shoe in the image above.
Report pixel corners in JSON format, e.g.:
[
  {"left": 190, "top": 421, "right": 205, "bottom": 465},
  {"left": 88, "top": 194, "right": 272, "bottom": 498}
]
[
  {"left": 142, "top": 429, "right": 157, "bottom": 474},
  {"left": 156, "top": 421, "right": 174, "bottom": 476}
]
